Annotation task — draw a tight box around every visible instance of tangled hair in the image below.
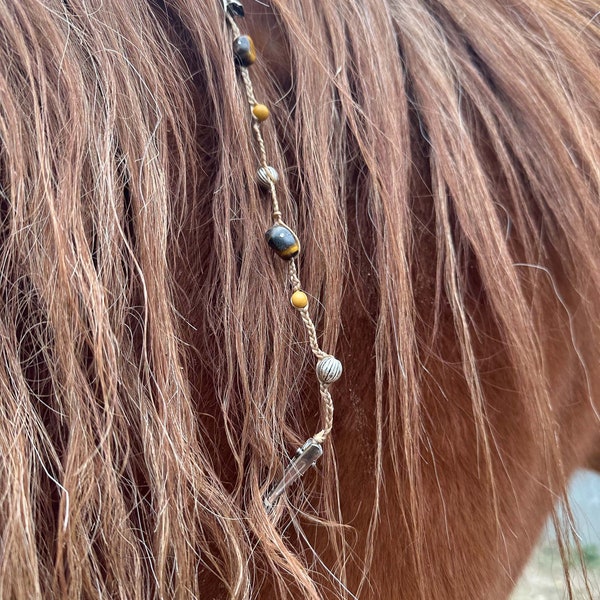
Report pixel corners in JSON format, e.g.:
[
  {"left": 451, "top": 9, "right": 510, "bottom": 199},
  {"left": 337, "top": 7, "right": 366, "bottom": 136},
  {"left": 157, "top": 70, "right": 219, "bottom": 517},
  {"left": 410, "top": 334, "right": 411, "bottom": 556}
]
[{"left": 0, "top": 0, "right": 599, "bottom": 598}]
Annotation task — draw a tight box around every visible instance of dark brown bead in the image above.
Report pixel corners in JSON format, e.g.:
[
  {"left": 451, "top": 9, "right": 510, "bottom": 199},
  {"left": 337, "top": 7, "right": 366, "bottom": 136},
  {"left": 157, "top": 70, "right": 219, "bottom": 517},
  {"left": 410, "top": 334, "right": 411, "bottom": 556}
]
[{"left": 233, "top": 35, "right": 256, "bottom": 67}]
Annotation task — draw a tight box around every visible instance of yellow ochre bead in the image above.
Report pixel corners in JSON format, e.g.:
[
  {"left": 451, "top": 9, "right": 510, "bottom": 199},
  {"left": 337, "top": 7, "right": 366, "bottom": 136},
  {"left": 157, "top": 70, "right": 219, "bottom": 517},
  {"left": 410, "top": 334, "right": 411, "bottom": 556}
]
[
  {"left": 290, "top": 291, "right": 308, "bottom": 309},
  {"left": 252, "top": 104, "right": 270, "bottom": 122}
]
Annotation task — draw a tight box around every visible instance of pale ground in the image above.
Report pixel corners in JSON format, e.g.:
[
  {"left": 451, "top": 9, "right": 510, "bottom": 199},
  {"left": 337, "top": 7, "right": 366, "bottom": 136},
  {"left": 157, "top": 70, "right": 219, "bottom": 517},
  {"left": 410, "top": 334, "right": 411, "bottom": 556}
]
[
  {"left": 511, "top": 470, "right": 600, "bottom": 599},
  {"left": 512, "top": 543, "right": 600, "bottom": 599}
]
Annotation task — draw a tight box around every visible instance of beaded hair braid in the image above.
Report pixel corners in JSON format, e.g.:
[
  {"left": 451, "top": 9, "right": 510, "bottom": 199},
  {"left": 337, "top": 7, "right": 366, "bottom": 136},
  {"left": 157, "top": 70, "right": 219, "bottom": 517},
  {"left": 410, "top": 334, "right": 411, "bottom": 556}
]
[{"left": 222, "top": 0, "right": 342, "bottom": 512}]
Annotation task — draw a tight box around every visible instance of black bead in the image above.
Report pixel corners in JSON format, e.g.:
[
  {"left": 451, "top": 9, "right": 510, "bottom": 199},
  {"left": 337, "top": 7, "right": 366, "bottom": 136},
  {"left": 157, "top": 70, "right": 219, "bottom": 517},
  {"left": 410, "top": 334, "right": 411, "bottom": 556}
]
[{"left": 265, "top": 225, "right": 300, "bottom": 260}]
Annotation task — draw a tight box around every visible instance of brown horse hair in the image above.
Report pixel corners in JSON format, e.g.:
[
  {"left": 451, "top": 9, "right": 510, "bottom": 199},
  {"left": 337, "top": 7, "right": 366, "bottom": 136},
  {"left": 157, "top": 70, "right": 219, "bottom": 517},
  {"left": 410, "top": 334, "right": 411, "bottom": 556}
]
[{"left": 0, "top": 0, "right": 599, "bottom": 598}]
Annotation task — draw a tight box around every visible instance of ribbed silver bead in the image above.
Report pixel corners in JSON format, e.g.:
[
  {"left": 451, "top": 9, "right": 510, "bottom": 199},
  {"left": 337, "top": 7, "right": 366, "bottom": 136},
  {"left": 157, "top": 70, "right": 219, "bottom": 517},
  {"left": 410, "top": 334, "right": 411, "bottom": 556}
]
[
  {"left": 316, "top": 355, "right": 342, "bottom": 384},
  {"left": 257, "top": 166, "right": 279, "bottom": 189}
]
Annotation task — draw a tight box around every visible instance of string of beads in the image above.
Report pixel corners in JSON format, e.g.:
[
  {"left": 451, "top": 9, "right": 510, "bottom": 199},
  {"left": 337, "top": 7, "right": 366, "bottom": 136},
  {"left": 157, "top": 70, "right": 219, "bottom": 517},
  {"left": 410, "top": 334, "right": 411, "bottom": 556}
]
[{"left": 222, "top": 0, "right": 342, "bottom": 510}]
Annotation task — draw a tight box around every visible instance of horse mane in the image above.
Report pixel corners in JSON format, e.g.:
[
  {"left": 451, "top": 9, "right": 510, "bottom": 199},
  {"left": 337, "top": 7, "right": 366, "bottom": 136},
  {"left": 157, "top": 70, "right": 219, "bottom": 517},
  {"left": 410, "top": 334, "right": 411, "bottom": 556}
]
[{"left": 0, "top": 0, "right": 599, "bottom": 597}]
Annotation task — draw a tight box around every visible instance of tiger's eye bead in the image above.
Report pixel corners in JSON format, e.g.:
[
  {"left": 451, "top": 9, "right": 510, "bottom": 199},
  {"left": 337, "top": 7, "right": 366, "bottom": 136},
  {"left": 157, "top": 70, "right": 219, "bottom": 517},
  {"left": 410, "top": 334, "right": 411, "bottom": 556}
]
[
  {"left": 257, "top": 166, "right": 279, "bottom": 189},
  {"left": 316, "top": 355, "right": 343, "bottom": 384},
  {"left": 290, "top": 290, "right": 308, "bottom": 309},
  {"left": 265, "top": 224, "right": 300, "bottom": 260},
  {"left": 252, "top": 104, "right": 270, "bottom": 122},
  {"left": 233, "top": 35, "right": 256, "bottom": 67}
]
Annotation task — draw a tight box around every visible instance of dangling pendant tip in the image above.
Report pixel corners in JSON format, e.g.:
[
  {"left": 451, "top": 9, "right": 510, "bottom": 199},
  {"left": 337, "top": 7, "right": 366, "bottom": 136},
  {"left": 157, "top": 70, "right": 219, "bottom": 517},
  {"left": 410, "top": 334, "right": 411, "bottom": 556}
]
[{"left": 263, "top": 438, "right": 323, "bottom": 512}]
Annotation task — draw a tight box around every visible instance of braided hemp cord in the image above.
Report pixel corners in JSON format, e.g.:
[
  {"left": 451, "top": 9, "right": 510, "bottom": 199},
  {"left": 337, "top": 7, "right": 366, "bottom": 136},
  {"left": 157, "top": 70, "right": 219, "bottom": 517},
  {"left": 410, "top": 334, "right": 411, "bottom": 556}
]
[{"left": 225, "top": 2, "right": 341, "bottom": 474}]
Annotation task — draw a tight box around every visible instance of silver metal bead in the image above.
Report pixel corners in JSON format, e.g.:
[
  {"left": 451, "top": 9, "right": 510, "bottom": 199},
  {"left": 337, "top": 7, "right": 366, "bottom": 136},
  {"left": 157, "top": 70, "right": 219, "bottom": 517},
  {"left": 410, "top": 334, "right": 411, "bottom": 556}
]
[
  {"left": 316, "top": 355, "right": 342, "bottom": 384},
  {"left": 257, "top": 166, "right": 279, "bottom": 189}
]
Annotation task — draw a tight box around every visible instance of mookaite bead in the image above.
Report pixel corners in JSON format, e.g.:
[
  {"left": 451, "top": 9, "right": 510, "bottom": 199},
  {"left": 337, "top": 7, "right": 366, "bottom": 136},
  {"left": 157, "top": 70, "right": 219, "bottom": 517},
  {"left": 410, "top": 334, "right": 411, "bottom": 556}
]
[
  {"left": 252, "top": 104, "right": 270, "bottom": 121},
  {"left": 265, "top": 224, "right": 300, "bottom": 260},
  {"left": 233, "top": 35, "right": 256, "bottom": 67},
  {"left": 290, "top": 290, "right": 308, "bottom": 309}
]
